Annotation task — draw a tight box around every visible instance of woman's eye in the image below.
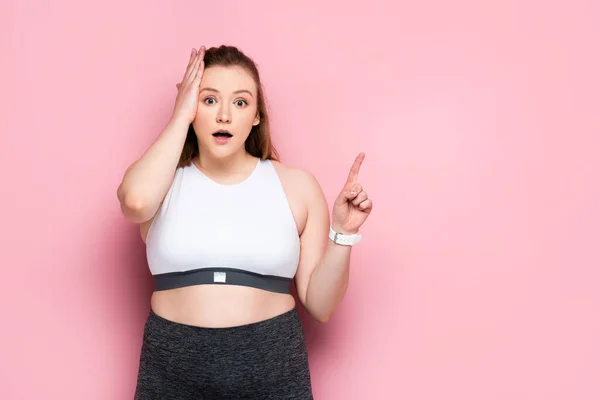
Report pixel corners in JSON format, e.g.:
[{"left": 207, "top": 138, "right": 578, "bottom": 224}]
[
  {"left": 204, "top": 98, "right": 216, "bottom": 105},
  {"left": 235, "top": 100, "right": 247, "bottom": 107}
]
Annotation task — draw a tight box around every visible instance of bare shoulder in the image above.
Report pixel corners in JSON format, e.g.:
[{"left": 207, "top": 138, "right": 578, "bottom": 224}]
[
  {"left": 270, "top": 159, "right": 324, "bottom": 198},
  {"left": 269, "top": 159, "right": 326, "bottom": 235}
]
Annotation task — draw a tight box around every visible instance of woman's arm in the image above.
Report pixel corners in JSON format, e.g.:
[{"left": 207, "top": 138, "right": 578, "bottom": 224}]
[
  {"left": 117, "top": 47, "right": 206, "bottom": 224},
  {"left": 297, "top": 172, "right": 352, "bottom": 323},
  {"left": 117, "top": 117, "right": 189, "bottom": 224},
  {"left": 295, "top": 153, "right": 372, "bottom": 323},
  {"left": 293, "top": 171, "right": 333, "bottom": 322}
]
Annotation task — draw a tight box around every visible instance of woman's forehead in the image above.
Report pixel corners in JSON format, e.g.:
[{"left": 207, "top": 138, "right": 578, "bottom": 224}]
[{"left": 201, "top": 66, "right": 256, "bottom": 95}]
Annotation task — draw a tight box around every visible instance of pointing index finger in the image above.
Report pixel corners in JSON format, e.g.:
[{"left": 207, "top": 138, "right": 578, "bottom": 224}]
[{"left": 346, "top": 152, "right": 365, "bottom": 186}]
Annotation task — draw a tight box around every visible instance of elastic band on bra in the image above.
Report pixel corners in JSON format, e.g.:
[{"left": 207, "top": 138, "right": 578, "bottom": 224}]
[{"left": 153, "top": 267, "right": 293, "bottom": 294}]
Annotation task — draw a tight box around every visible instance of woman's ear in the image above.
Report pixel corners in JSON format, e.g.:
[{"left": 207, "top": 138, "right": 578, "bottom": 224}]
[{"left": 253, "top": 113, "right": 260, "bottom": 126}]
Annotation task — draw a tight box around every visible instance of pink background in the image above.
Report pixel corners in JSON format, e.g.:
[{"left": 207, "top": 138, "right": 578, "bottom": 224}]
[{"left": 1, "top": 0, "right": 599, "bottom": 399}]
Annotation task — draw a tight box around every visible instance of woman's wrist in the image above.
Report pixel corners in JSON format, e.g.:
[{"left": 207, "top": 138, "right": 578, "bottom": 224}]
[{"left": 331, "top": 223, "right": 359, "bottom": 235}]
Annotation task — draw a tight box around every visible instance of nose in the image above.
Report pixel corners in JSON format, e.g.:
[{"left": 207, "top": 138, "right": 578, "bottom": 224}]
[{"left": 216, "top": 104, "right": 231, "bottom": 124}]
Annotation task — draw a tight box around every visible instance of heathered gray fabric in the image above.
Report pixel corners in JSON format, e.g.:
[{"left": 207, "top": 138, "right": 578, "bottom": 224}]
[{"left": 134, "top": 307, "right": 313, "bottom": 399}]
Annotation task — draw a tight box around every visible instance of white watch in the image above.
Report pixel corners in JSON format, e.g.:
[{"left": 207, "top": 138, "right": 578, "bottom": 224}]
[{"left": 329, "top": 227, "right": 362, "bottom": 246}]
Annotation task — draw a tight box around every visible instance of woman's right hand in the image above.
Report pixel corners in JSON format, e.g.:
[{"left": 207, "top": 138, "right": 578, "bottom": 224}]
[{"left": 172, "top": 46, "right": 206, "bottom": 125}]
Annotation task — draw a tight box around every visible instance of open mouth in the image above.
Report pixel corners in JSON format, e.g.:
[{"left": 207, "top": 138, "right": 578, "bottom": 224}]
[{"left": 212, "top": 130, "right": 233, "bottom": 138}]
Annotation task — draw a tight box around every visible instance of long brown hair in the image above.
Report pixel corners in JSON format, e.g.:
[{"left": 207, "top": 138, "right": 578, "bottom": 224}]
[{"left": 178, "top": 45, "right": 280, "bottom": 167}]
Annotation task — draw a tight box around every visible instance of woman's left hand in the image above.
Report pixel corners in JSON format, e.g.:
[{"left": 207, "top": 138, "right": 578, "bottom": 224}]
[{"left": 331, "top": 152, "right": 373, "bottom": 234}]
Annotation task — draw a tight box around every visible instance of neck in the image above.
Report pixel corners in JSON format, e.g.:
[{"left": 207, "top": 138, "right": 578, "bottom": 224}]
[{"left": 194, "top": 149, "right": 256, "bottom": 175}]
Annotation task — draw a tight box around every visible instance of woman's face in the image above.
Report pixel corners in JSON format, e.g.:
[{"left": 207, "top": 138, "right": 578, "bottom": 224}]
[{"left": 192, "top": 65, "right": 260, "bottom": 158}]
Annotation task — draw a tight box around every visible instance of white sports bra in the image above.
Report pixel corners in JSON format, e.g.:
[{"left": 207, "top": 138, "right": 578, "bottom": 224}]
[{"left": 145, "top": 158, "right": 300, "bottom": 294}]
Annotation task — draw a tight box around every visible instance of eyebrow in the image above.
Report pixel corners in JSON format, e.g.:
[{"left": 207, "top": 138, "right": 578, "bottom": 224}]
[{"left": 199, "top": 87, "right": 254, "bottom": 98}]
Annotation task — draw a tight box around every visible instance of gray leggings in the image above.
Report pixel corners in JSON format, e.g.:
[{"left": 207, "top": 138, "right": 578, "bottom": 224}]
[{"left": 134, "top": 307, "right": 314, "bottom": 399}]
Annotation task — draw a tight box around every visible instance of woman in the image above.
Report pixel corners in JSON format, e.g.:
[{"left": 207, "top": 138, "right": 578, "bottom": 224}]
[{"left": 117, "top": 45, "right": 373, "bottom": 399}]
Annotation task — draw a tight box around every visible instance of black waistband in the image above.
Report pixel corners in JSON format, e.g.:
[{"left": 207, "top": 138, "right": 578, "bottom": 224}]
[{"left": 153, "top": 267, "right": 293, "bottom": 294}]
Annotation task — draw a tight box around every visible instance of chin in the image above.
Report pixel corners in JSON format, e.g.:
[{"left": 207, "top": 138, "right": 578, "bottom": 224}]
[{"left": 203, "top": 140, "right": 242, "bottom": 155}]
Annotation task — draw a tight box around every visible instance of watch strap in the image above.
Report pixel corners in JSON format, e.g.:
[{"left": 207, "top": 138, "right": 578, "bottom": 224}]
[{"left": 329, "top": 227, "right": 362, "bottom": 246}]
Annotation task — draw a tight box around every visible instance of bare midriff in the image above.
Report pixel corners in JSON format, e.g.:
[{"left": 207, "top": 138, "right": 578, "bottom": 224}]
[{"left": 150, "top": 285, "right": 296, "bottom": 328}]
